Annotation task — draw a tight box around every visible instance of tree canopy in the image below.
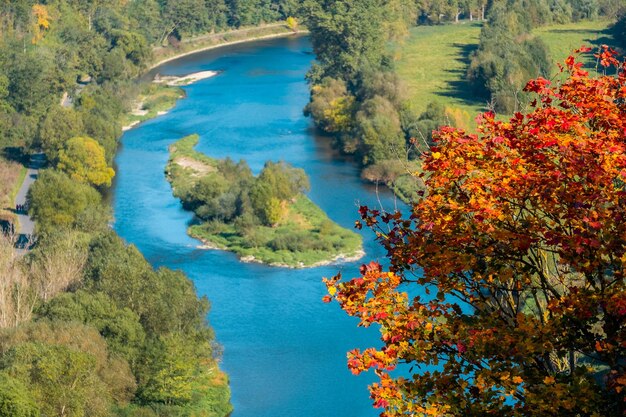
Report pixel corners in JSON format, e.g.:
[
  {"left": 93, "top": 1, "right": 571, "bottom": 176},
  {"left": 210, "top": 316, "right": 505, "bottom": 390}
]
[
  {"left": 325, "top": 48, "right": 626, "bottom": 416},
  {"left": 57, "top": 136, "right": 115, "bottom": 187}
]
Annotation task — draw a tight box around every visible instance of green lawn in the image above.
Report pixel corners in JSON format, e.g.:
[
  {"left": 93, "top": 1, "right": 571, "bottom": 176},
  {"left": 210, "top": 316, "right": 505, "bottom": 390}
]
[
  {"left": 534, "top": 19, "right": 615, "bottom": 73},
  {"left": 395, "top": 22, "right": 484, "bottom": 126},
  {"left": 396, "top": 19, "right": 615, "bottom": 127}
]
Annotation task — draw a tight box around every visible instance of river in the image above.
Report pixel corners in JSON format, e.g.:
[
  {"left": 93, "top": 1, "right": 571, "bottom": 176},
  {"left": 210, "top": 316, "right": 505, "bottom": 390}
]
[{"left": 113, "top": 35, "right": 402, "bottom": 417}]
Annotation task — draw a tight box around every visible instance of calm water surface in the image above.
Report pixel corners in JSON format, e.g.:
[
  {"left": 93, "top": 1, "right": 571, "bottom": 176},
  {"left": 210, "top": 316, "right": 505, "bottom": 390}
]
[{"left": 113, "top": 36, "right": 403, "bottom": 417}]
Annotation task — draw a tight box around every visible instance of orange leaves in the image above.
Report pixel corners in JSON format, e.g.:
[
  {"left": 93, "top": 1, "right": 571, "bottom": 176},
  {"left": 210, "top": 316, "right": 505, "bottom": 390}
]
[
  {"left": 327, "top": 49, "right": 626, "bottom": 417},
  {"left": 543, "top": 376, "right": 556, "bottom": 385},
  {"left": 595, "top": 45, "right": 620, "bottom": 69}
]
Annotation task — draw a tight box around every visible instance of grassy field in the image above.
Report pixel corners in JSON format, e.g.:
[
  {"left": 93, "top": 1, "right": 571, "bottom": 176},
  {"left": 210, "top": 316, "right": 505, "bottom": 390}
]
[
  {"left": 395, "top": 22, "right": 483, "bottom": 126},
  {"left": 534, "top": 19, "right": 615, "bottom": 73},
  {"left": 167, "top": 135, "right": 363, "bottom": 268},
  {"left": 396, "top": 19, "right": 615, "bottom": 127}
]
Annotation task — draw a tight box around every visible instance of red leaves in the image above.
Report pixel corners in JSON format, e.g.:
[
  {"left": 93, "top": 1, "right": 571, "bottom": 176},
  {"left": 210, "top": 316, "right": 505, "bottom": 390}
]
[
  {"left": 595, "top": 45, "right": 620, "bottom": 68},
  {"left": 326, "top": 48, "right": 626, "bottom": 416},
  {"left": 524, "top": 76, "right": 551, "bottom": 94}
]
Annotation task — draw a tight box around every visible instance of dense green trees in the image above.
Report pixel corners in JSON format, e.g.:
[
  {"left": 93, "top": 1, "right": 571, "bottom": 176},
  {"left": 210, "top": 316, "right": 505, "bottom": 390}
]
[
  {"left": 27, "top": 170, "right": 106, "bottom": 234},
  {"left": 0, "top": 373, "right": 39, "bottom": 417},
  {"left": 169, "top": 137, "right": 310, "bottom": 228},
  {"left": 466, "top": 0, "right": 622, "bottom": 112},
  {"left": 303, "top": 0, "right": 388, "bottom": 82},
  {"left": 302, "top": 0, "right": 441, "bottom": 196},
  {"left": 302, "top": 0, "right": 620, "bottom": 200},
  {"left": 468, "top": 2, "right": 552, "bottom": 112},
  {"left": 0, "top": 0, "right": 297, "bottom": 152},
  {"left": 0, "top": 228, "right": 232, "bottom": 416}
]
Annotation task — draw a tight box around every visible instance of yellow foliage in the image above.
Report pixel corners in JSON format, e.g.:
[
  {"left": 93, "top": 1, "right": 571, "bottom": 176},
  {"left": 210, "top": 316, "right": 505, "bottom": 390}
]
[
  {"left": 322, "top": 96, "right": 354, "bottom": 133},
  {"left": 31, "top": 5, "right": 51, "bottom": 44},
  {"left": 57, "top": 137, "right": 115, "bottom": 187},
  {"left": 286, "top": 16, "right": 298, "bottom": 31}
]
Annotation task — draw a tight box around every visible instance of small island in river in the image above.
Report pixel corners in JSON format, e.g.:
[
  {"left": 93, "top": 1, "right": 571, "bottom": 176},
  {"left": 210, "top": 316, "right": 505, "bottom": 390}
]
[{"left": 166, "top": 135, "right": 364, "bottom": 268}]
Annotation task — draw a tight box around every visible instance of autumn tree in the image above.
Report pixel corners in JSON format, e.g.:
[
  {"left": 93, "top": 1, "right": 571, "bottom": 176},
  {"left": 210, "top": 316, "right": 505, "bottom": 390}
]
[
  {"left": 57, "top": 136, "right": 115, "bottom": 187},
  {"left": 325, "top": 48, "right": 626, "bottom": 416},
  {"left": 30, "top": 5, "right": 50, "bottom": 44}
]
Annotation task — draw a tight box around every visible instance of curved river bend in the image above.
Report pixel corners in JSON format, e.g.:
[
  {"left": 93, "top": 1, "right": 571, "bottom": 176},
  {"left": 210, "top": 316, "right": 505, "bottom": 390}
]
[{"left": 113, "top": 36, "right": 401, "bottom": 417}]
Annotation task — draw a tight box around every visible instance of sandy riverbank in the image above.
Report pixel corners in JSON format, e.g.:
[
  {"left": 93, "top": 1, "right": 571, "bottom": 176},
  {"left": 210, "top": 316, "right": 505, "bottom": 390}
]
[
  {"left": 122, "top": 71, "right": 218, "bottom": 131},
  {"left": 153, "top": 70, "right": 219, "bottom": 86},
  {"left": 239, "top": 249, "right": 366, "bottom": 269}
]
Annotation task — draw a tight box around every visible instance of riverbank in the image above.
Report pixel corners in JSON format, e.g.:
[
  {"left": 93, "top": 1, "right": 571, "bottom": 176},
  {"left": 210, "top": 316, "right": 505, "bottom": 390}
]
[
  {"left": 149, "top": 22, "right": 308, "bottom": 70},
  {"left": 122, "top": 84, "right": 186, "bottom": 131},
  {"left": 166, "top": 135, "right": 363, "bottom": 268},
  {"left": 121, "top": 25, "right": 307, "bottom": 132}
]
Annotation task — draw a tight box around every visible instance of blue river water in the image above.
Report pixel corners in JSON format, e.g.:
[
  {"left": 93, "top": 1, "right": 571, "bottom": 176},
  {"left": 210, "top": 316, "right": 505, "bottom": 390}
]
[{"left": 113, "top": 35, "right": 404, "bottom": 417}]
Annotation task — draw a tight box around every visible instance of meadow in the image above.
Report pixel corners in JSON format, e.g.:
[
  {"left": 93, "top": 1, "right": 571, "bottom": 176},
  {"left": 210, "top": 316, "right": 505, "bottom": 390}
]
[{"left": 395, "top": 19, "right": 615, "bottom": 125}]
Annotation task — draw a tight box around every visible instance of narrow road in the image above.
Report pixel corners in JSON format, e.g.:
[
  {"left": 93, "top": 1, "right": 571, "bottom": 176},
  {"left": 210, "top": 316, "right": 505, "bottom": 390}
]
[{"left": 14, "top": 152, "right": 45, "bottom": 250}]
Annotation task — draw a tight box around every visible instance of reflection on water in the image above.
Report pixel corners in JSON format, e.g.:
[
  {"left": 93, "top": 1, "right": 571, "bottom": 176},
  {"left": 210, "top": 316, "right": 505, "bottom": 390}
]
[{"left": 114, "top": 36, "right": 403, "bottom": 417}]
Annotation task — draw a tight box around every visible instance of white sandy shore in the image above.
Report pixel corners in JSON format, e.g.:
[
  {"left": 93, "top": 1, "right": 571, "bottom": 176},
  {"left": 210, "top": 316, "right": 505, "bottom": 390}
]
[
  {"left": 153, "top": 70, "right": 219, "bottom": 86},
  {"left": 122, "top": 71, "right": 218, "bottom": 131}
]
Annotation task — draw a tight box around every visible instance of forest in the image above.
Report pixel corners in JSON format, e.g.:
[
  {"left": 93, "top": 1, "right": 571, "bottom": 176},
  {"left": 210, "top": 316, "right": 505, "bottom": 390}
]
[{"left": 0, "top": 0, "right": 624, "bottom": 416}]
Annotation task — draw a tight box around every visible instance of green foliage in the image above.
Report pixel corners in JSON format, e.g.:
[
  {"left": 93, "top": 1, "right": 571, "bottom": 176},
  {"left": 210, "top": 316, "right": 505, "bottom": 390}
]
[
  {"left": 27, "top": 169, "right": 106, "bottom": 234},
  {"left": 37, "top": 106, "right": 84, "bottom": 159},
  {"left": 79, "top": 232, "right": 230, "bottom": 410},
  {"left": 1, "top": 343, "right": 107, "bottom": 417},
  {"left": 77, "top": 85, "right": 125, "bottom": 163},
  {"left": 167, "top": 135, "right": 362, "bottom": 267},
  {"left": 38, "top": 290, "right": 146, "bottom": 365},
  {"left": 355, "top": 95, "right": 406, "bottom": 165},
  {"left": 468, "top": 3, "right": 552, "bottom": 112},
  {"left": 403, "top": 101, "right": 448, "bottom": 154},
  {"left": 0, "top": 321, "right": 137, "bottom": 416},
  {"left": 302, "top": 0, "right": 389, "bottom": 83},
  {"left": 57, "top": 136, "right": 115, "bottom": 187},
  {"left": 84, "top": 232, "right": 210, "bottom": 337},
  {"left": 138, "top": 334, "right": 198, "bottom": 405},
  {"left": 0, "top": 373, "right": 39, "bottom": 417},
  {"left": 189, "top": 194, "right": 363, "bottom": 266},
  {"left": 304, "top": 77, "right": 355, "bottom": 133}
]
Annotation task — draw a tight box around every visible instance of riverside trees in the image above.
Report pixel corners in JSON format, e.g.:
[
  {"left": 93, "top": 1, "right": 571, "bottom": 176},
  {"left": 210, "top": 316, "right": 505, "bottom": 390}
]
[
  {"left": 325, "top": 49, "right": 626, "bottom": 416},
  {"left": 0, "top": 2, "right": 242, "bottom": 415}
]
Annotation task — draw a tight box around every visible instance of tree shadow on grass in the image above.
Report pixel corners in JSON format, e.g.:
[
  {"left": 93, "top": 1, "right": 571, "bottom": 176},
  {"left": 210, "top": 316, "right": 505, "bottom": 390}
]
[
  {"left": 542, "top": 27, "right": 618, "bottom": 70},
  {"left": 435, "top": 42, "right": 487, "bottom": 110}
]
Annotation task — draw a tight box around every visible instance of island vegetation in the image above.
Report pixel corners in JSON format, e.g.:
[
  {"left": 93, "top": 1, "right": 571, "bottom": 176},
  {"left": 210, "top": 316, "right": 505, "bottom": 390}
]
[{"left": 166, "top": 135, "right": 363, "bottom": 267}]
